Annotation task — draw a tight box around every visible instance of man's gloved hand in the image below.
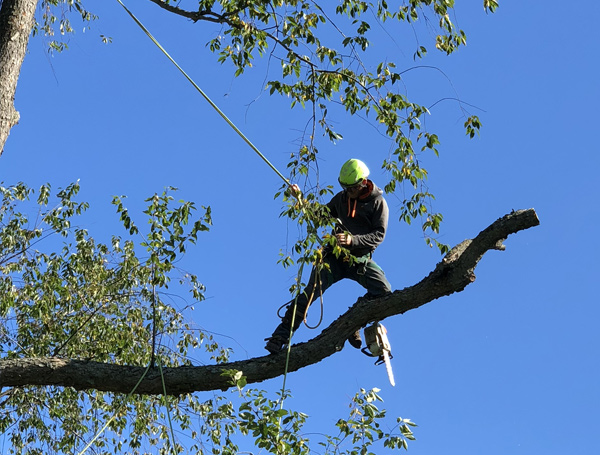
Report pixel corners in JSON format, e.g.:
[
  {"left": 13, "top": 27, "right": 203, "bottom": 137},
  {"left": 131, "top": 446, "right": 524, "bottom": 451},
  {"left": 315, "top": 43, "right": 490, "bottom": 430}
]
[{"left": 289, "top": 184, "right": 302, "bottom": 199}]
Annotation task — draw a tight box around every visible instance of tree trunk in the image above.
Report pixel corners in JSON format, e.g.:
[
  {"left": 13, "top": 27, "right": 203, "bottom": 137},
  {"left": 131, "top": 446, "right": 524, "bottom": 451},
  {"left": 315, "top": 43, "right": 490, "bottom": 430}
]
[
  {"left": 0, "top": 209, "right": 540, "bottom": 395},
  {"left": 0, "top": 0, "right": 38, "bottom": 157}
]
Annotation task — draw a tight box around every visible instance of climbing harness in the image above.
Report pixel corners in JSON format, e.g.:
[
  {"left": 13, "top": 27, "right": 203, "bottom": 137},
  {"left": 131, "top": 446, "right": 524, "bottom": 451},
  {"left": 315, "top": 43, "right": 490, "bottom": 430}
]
[{"left": 361, "top": 322, "right": 395, "bottom": 386}]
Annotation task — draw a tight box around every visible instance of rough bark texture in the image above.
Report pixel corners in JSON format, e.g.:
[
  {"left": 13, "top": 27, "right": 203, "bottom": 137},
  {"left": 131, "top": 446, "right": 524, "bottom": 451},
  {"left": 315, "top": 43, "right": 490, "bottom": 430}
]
[
  {"left": 0, "top": 0, "right": 38, "bottom": 156},
  {"left": 0, "top": 209, "right": 539, "bottom": 395}
]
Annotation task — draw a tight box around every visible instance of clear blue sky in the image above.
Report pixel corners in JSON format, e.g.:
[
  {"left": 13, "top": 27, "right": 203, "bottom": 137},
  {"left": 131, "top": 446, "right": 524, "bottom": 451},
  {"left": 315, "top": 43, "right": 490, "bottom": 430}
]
[{"left": 2, "top": 1, "right": 599, "bottom": 454}]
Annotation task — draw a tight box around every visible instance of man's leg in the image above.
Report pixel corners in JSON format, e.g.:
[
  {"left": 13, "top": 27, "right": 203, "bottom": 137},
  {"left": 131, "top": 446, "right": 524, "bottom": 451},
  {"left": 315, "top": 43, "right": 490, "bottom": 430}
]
[
  {"left": 345, "top": 258, "right": 392, "bottom": 349},
  {"left": 265, "top": 256, "right": 342, "bottom": 354},
  {"left": 264, "top": 291, "right": 309, "bottom": 354},
  {"left": 355, "top": 259, "right": 392, "bottom": 297}
]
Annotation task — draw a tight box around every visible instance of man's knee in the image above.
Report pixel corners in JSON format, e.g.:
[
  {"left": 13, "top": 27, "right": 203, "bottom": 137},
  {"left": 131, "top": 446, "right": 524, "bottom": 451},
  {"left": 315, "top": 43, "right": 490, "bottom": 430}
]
[{"left": 363, "top": 263, "right": 391, "bottom": 294}]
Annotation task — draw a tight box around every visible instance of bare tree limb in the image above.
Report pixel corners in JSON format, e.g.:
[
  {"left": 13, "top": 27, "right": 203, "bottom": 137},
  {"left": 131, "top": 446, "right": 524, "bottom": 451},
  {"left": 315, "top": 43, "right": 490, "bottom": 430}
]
[
  {"left": 146, "top": 0, "right": 234, "bottom": 23},
  {"left": 0, "top": 209, "right": 539, "bottom": 395}
]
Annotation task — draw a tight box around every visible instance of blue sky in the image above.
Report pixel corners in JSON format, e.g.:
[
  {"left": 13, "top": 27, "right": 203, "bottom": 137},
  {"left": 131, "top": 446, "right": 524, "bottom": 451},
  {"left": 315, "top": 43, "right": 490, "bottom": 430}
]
[{"left": 2, "top": 1, "right": 599, "bottom": 454}]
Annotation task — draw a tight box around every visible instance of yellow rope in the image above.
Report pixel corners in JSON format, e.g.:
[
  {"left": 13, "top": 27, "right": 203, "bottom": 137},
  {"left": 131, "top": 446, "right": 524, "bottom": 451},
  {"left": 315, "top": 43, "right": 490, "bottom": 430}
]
[
  {"left": 77, "top": 362, "right": 152, "bottom": 455},
  {"left": 115, "top": 0, "right": 330, "bottom": 423},
  {"left": 114, "top": 0, "right": 290, "bottom": 186}
]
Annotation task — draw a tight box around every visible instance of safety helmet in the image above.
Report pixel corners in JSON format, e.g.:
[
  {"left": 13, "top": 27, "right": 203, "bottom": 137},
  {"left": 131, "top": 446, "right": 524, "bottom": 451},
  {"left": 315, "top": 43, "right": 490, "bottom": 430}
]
[{"left": 338, "top": 159, "right": 370, "bottom": 187}]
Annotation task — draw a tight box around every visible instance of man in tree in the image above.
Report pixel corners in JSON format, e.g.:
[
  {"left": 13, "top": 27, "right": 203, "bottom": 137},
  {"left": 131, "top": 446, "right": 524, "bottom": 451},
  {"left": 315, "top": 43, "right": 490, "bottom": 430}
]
[{"left": 265, "top": 159, "right": 392, "bottom": 354}]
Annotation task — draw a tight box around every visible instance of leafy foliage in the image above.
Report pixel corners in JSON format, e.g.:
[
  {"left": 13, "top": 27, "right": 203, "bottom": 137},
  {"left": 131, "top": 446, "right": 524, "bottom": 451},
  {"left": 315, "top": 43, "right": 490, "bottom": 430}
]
[
  {"left": 6, "top": 0, "right": 503, "bottom": 452},
  {"left": 0, "top": 182, "right": 214, "bottom": 366},
  {"left": 196, "top": 0, "right": 491, "bottom": 253},
  {"left": 37, "top": 0, "right": 496, "bottom": 252},
  {"left": 0, "top": 182, "right": 217, "bottom": 454},
  {"left": 199, "top": 372, "right": 417, "bottom": 455},
  {"left": 0, "top": 182, "right": 414, "bottom": 454},
  {"left": 33, "top": 1, "right": 98, "bottom": 52}
]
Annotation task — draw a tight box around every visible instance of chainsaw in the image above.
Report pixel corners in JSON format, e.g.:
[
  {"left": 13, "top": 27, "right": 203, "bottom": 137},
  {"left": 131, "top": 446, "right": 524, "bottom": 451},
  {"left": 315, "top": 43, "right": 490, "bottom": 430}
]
[{"left": 361, "top": 322, "right": 395, "bottom": 386}]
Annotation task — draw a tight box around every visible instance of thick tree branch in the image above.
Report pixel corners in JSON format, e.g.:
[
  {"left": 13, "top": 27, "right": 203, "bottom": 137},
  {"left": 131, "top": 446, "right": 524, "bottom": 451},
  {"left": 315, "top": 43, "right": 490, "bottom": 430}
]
[{"left": 0, "top": 209, "right": 539, "bottom": 395}]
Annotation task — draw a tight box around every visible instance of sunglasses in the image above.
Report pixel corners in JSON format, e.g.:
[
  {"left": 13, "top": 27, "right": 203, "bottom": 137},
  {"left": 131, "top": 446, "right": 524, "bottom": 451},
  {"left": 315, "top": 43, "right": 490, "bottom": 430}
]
[{"left": 341, "top": 181, "right": 363, "bottom": 191}]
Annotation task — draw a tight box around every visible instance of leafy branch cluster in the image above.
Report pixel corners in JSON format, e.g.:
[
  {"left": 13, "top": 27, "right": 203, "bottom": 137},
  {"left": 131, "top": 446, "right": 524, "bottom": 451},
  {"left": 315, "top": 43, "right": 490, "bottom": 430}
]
[
  {"left": 324, "top": 388, "right": 417, "bottom": 454},
  {"left": 0, "top": 182, "right": 227, "bottom": 453},
  {"left": 0, "top": 183, "right": 216, "bottom": 366},
  {"left": 35, "top": 0, "right": 499, "bottom": 254},
  {"left": 190, "top": 371, "right": 417, "bottom": 455},
  {"left": 34, "top": 0, "right": 99, "bottom": 52},
  {"left": 144, "top": 0, "right": 493, "bottom": 257},
  {"left": 196, "top": 0, "right": 494, "bottom": 253}
]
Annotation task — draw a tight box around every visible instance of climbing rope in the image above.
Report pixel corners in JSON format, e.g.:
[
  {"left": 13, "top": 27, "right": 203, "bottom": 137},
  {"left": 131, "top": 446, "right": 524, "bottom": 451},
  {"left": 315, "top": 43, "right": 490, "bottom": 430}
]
[
  {"left": 158, "top": 358, "right": 178, "bottom": 455},
  {"left": 276, "top": 264, "right": 326, "bottom": 330},
  {"left": 115, "top": 0, "right": 289, "bottom": 186},
  {"left": 115, "top": 0, "right": 327, "bottom": 405},
  {"left": 114, "top": 6, "right": 350, "bottom": 438},
  {"left": 77, "top": 362, "right": 152, "bottom": 455}
]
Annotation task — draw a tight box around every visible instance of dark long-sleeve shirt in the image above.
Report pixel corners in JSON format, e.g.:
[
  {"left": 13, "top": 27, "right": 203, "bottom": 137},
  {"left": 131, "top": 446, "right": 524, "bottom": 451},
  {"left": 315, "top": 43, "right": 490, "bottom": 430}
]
[{"left": 326, "top": 180, "right": 389, "bottom": 257}]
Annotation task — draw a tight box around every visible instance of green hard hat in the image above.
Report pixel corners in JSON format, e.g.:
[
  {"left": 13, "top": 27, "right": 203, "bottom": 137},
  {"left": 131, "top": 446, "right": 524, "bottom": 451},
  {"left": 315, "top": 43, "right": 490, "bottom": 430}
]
[{"left": 338, "top": 159, "right": 370, "bottom": 187}]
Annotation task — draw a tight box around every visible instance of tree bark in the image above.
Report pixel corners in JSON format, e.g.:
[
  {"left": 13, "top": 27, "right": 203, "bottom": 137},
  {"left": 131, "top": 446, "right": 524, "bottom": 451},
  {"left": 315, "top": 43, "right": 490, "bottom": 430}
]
[
  {"left": 0, "top": 209, "right": 540, "bottom": 395},
  {"left": 0, "top": 0, "right": 38, "bottom": 156}
]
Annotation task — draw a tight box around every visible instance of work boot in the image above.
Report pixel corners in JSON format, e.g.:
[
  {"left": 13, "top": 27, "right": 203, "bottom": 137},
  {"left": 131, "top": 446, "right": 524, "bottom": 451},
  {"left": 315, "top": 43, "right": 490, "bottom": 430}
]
[
  {"left": 347, "top": 330, "right": 362, "bottom": 349},
  {"left": 264, "top": 334, "right": 287, "bottom": 354}
]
